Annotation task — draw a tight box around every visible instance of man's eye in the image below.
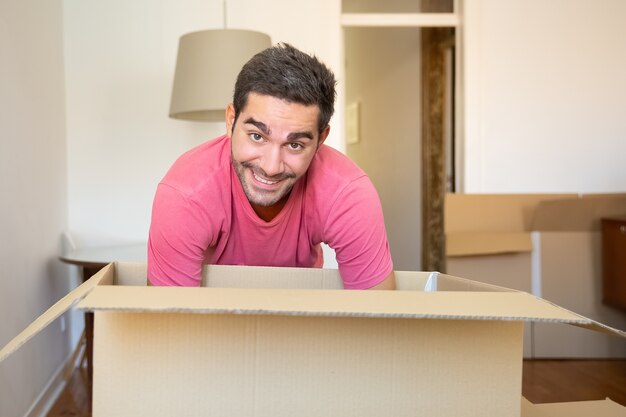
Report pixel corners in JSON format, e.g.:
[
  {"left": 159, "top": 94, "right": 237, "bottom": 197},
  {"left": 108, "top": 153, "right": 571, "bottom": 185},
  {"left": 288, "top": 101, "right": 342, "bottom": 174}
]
[
  {"left": 288, "top": 142, "right": 303, "bottom": 151},
  {"left": 249, "top": 133, "right": 263, "bottom": 142}
]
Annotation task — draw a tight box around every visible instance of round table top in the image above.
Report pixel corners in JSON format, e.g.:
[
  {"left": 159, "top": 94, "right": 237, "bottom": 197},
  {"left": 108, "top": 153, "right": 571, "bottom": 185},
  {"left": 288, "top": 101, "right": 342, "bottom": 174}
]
[{"left": 59, "top": 243, "right": 147, "bottom": 268}]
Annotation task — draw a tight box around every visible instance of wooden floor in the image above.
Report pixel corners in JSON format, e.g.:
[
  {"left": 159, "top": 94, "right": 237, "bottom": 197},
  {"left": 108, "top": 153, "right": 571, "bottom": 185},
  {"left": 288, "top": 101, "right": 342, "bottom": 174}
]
[
  {"left": 46, "top": 364, "right": 91, "bottom": 417},
  {"left": 47, "top": 360, "right": 626, "bottom": 416},
  {"left": 522, "top": 359, "right": 626, "bottom": 406}
]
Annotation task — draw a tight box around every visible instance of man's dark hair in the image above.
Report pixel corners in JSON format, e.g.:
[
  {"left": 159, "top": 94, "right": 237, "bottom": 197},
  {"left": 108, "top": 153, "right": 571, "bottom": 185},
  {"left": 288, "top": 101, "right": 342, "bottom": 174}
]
[{"left": 233, "top": 43, "right": 337, "bottom": 134}]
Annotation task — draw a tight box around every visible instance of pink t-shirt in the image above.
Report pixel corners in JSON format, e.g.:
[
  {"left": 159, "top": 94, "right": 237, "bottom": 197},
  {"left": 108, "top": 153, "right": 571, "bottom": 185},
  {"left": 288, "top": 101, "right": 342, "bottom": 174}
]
[{"left": 148, "top": 135, "right": 393, "bottom": 288}]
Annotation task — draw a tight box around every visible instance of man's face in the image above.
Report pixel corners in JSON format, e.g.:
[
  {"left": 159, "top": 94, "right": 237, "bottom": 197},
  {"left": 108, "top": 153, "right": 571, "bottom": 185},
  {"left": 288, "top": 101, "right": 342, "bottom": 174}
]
[{"left": 227, "top": 92, "right": 329, "bottom": 209}]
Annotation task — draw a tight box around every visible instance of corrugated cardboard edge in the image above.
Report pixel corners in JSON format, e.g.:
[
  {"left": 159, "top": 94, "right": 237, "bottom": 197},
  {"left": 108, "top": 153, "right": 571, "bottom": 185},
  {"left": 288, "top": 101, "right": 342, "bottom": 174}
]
[
  {"left": 77, "top": 285, "right": 594, "bottom": 324},
  {"left": 529, "top": 294, "right": 626, "bottom": 339},
  {"left": 521, "top": 397, "right": 626, "bottom": 416},
  {"left": 0, "top": 263, "right": 114, "bottom": 363},
  {"left": 446, "top": 231, "right": 532, "bottom": 256}
]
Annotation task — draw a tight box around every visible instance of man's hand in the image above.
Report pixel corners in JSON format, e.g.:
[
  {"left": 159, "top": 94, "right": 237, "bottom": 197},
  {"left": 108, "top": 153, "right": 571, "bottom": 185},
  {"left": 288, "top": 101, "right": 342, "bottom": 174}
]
[{"left": 368, "top": 271, "right": 396, "bottom": 290}]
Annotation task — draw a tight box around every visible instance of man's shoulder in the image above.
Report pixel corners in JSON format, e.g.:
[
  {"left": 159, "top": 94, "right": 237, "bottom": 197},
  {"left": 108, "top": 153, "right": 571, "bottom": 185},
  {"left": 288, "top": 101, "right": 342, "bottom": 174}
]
[
  {"left": 173, "top": 134, "right": 230, "bottom": 169},
  {"left": 304, "top": 144, "right": 376, "bottom": 215},
  {"left": 160, "top": 135, "right": 231, "bottom": 197},
  {"left": 309, "top": 144, "right": 366, "bottom": 185}
]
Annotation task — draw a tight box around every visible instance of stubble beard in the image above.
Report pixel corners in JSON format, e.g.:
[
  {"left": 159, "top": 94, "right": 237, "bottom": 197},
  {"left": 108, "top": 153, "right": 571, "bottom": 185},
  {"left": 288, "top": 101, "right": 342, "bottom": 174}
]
[{"left": 232, "top": 157, "right": 297, "bottom": 207}]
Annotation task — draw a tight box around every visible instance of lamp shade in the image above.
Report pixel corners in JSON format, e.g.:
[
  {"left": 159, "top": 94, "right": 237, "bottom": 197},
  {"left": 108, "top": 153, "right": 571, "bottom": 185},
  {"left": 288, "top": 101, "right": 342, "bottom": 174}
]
[{"left": 169, "top": 29, "right": 271, "bottom": 122}]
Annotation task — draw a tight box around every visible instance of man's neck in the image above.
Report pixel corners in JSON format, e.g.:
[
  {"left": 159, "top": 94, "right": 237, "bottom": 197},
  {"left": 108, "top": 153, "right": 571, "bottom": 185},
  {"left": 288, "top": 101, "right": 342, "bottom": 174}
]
[{"left": 251, "top": 197, "right": 288, "bottom": 222}]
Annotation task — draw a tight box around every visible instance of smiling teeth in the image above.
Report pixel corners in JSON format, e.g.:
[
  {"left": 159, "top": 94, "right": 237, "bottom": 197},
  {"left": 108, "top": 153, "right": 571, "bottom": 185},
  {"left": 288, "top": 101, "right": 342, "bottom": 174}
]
[{"left": 253, "top": 172, "right": 278, "bottom": 185}]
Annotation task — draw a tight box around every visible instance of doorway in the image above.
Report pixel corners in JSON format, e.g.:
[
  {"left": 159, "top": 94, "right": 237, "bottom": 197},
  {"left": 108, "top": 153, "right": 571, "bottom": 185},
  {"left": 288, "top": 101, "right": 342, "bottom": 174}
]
[{"left": 342, "top": 1, "right": 457, "bottom": 271}]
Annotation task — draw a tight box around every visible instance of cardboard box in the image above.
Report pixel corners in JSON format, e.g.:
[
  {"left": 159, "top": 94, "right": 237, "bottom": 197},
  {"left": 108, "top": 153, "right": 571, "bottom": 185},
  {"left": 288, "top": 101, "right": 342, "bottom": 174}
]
[
  {"left": 531, "top": 195, "right": 626, "bottom": 357},
  {"left": 522, "top": 398, "right": 626, "bottom": 417},
  {"left": 445, "top": 193, "right": 577, "bottom": 292},
  {"left": 2, "top": 262, "right": 625, "bottom": 417},
  {"left": 445, "top": 194, "right": 576, "bottom": 357},
  {"left": 445, "top": 193, "right": 626, "bottom": 358}
]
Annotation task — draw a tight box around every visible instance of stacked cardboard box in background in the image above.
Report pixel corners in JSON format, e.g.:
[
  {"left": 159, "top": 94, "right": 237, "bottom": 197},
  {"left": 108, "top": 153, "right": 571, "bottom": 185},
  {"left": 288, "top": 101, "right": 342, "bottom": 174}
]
[{"left": 445, "top": 193, "right": 626, "bottom": 358}]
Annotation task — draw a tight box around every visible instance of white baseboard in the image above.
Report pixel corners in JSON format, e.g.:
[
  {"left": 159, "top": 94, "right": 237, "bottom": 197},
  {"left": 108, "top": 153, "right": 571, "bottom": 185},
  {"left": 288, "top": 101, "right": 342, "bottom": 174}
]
[{"left": 23, "top": 347, "right": 83, "bottom": 417}]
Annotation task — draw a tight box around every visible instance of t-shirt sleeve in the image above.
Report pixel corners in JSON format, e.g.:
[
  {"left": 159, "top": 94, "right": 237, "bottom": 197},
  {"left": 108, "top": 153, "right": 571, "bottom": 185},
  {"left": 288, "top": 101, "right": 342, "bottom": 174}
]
[
  {"left": 147, "top": 183, "right": 215, "bottom": 286},
  {"left": 324, "top": 176, "right": 393, "bottom": 289}
]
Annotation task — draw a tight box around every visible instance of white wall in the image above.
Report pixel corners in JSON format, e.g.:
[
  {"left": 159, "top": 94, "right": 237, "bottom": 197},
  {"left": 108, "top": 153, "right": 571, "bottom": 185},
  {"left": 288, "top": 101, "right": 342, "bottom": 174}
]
[
  {"left": 345, "top": 27, "right": 422, "bottom": 271},
  {"left": 0, "top": 1, "right": 70, "bottom": 416},
  {"left": 463, "top": 0, "right": 626, "bottom": 193},
  {"left": 63, "top": 0, "right": 343, "bottom": 247}
]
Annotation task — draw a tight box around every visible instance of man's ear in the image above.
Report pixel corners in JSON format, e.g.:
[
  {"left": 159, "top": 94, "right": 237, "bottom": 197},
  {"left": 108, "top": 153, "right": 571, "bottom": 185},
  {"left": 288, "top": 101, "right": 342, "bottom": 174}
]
[
  {"left": 226, "top": 103, "right": 236, "bottom": 137},
  {"left": 318, "top": 126, "right": 330, "bottom": 148}
]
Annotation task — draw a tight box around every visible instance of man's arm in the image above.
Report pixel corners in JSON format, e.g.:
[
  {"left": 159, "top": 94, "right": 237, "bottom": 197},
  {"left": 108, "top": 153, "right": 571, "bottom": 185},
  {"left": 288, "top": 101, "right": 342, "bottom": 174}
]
[
  {"left": 324, "top": 174, "right": 395, "bottom": 290},
  {"left": 368, "top": 271, "right": 396, "bottom": 290},
  {"left": 148, "top": 184, "right": 213, "bottom": 286}
]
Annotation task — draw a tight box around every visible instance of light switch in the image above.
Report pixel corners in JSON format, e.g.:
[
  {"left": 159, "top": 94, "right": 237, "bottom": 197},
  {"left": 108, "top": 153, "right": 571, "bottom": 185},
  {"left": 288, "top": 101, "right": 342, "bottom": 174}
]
[{"left": 346, "top": 101, "right": 360, "bottom": 145}]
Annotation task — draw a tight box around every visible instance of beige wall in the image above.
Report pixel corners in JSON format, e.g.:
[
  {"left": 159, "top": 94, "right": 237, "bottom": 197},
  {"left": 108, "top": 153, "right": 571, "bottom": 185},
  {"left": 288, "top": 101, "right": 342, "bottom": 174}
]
[
  {"left": 0, "top": 1, "right": 70, "bottom": 416},
  {"left": 345, "top": 27, "right": 422, "bottom": 270}
]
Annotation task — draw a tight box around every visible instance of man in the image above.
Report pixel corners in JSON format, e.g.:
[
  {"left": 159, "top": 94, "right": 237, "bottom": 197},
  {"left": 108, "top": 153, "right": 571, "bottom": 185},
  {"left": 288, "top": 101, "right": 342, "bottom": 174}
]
[{"left": 148, "top": 43, "right": 395, "bottom": 290}]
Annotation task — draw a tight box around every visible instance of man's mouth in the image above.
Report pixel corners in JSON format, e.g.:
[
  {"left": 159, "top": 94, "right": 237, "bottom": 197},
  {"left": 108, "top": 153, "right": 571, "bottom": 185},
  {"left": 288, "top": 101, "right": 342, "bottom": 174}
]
[{"left": 252, "top": 171, "right": 279, "bottom": 185}]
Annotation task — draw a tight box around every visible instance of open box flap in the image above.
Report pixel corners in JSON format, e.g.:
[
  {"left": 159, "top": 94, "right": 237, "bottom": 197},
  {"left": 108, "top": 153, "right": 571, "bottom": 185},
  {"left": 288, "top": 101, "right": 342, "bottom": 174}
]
[
  {"left": 446, "top": 231, "right": 532, "bottom": 256},
  {"left": 569, "top": 319, "right": 626, "bottom": 338},
  {"left": 78, "top": 284, "right": 594, "bottom": 324},
  {"left": 0, "top": 263, "right": 114, "bottom": 363},
  {"left": 531, "top": 296, "right": 626, "bottom": 339}
]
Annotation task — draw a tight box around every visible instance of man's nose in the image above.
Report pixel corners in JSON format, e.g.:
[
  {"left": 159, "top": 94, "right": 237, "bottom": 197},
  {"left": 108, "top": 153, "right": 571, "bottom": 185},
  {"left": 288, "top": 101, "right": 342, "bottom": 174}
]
[{"left": 259, "top": 146, "right": 284, "bottom": 177}]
